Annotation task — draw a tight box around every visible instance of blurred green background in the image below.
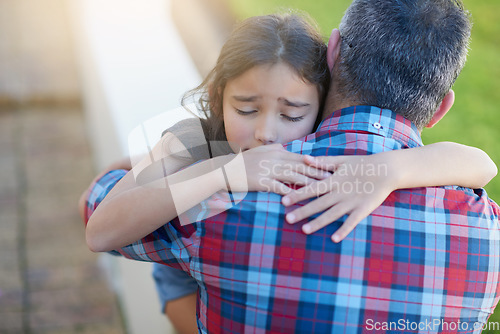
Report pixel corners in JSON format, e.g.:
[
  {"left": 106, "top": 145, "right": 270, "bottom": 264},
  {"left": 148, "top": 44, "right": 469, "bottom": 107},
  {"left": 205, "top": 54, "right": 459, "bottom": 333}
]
[{"left": 226, "top": 0, "right": 500, "bottom": 201}]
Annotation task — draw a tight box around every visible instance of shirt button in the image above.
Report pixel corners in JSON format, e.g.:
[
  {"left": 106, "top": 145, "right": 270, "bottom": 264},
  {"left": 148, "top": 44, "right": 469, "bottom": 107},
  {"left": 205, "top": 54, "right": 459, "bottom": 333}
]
[{"left": 373, "top": 122, "right": 382, "bottom": 130}]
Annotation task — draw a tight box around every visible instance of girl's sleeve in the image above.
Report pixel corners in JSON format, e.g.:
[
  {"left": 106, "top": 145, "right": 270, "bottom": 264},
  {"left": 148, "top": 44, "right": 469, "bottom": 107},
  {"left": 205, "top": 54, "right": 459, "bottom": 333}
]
[
  {"left": 83, "top": 169, "right": 128, "bottom": 257},
  {"left": 83, "top": 169, "right": 128, "bottom": 224},
  {"left": 84, "top": 168, "right": 193, "bottom": 267}
]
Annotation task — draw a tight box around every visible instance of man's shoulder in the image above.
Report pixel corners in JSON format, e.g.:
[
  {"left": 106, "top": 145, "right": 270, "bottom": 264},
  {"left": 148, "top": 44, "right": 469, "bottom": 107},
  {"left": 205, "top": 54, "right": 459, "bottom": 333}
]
[{"left": 382, "top": 185, "right": 500, "bottom": 222}]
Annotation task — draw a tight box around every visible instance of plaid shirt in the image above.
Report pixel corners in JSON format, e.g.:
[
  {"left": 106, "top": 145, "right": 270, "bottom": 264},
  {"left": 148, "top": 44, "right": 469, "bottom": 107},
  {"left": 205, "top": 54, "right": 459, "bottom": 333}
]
[{"left": 85, "top": 106, "right": 500, "bottom": 333}]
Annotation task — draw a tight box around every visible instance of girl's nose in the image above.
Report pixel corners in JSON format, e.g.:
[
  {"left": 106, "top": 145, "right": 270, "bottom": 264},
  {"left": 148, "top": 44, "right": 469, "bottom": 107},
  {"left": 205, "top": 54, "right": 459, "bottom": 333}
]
[{"left": 255, "top": 116, "right": 278, "bottom": 145}]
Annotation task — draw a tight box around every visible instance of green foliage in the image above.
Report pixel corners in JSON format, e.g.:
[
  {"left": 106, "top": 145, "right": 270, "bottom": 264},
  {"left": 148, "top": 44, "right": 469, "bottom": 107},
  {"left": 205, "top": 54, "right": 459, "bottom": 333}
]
[
  {"left": 226, "top": 0, "right": 500, "bottom": 200},
  {"left": 227, "top": 0, "right": 349, "bottom": 34}
]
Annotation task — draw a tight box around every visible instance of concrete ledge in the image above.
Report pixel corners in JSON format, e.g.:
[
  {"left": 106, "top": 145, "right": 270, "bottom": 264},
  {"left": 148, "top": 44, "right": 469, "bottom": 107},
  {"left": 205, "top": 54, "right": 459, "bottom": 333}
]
[
  {"left": 171, "top": 0, "right": 232, "bottom": 77},
  {"left": 68, "top": 0, "right": 202, "bottom": 333}
]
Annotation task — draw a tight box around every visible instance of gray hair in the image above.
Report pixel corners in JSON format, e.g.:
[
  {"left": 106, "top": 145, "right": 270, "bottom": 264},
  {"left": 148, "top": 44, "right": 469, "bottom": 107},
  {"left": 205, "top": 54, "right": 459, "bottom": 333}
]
[{"left": 335, "top": 0, "right": 472, "bottom": 129}]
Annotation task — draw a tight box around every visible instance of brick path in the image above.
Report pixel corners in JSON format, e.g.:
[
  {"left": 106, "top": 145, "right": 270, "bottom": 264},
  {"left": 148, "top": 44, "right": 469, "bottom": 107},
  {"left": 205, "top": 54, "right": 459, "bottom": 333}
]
[
  {"left": 0, "top": 0, "right": 126, "bottom": 331},
  {"left": 0, "top": 106, "right": 125, "bottom": 333}
]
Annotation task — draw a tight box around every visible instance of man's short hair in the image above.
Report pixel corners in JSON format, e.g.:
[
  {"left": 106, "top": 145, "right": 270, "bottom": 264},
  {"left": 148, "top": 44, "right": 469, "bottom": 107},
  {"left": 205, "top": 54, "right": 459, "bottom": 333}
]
[{"left": 336, "top": 0, "right": 472, "bottom": 129}]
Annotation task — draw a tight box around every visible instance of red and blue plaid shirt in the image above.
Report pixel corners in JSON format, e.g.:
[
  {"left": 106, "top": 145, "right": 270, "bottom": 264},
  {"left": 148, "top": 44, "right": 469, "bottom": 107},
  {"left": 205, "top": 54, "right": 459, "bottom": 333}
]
[{"left": 85, "top": 106, "right": 500, "bottom": 333}]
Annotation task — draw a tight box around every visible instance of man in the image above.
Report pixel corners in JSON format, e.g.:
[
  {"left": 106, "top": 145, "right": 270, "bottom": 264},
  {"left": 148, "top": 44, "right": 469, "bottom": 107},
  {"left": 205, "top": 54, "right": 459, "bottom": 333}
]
[{"left": 82, "top": 0, "right": 500, "bottom": 332}]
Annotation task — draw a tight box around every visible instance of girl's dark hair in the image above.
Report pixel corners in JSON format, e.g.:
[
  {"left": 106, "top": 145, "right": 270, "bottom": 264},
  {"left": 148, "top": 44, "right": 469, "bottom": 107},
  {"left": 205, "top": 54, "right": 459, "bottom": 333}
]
[{"left": 182, "top": 12, "right": 330, "bottom": 144}]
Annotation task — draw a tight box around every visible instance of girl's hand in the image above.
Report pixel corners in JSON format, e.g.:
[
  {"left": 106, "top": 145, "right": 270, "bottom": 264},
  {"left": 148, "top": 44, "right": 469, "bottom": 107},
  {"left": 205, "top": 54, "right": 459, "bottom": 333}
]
[
  {"left": 282, "top": 154, "right": 395, "bottom": 242},
  {"left": 224, "top": 144, "right": 331, "bottom": 195}
]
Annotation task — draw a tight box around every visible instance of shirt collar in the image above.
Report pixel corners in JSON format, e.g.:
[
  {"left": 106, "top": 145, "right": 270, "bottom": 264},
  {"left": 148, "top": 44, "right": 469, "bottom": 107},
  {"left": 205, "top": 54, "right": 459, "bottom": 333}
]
[{"left": 317, "top": 105, "right": 423, "bottom": 148}]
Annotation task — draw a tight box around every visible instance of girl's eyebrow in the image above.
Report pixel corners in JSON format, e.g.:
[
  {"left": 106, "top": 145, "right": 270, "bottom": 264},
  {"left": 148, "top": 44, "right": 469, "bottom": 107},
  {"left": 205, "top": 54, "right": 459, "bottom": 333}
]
[
  {"left": 281, "top": 98, "right": 310, "bottom": 108},
  {"left": 232, "top": 95, "right": 260, "bottom": 102},
  {"left": 231, "top": 96, "right": 309, "bottom": 107}
]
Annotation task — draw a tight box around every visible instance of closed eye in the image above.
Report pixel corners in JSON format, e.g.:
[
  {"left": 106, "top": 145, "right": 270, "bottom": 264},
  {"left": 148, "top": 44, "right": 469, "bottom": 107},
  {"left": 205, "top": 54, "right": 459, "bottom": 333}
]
[
  {"left": 235, "top": 109, "right": 257, "bottom": 115},
  {"left": 282, "top": 114, "right": 304, "bottom": 122}
]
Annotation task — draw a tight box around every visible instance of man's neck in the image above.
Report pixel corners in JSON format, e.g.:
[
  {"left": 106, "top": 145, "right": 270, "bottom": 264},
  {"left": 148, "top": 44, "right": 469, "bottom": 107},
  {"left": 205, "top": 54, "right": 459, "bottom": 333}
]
[{"left": 321, "top": 91, "right": 356, "bottom": 120}]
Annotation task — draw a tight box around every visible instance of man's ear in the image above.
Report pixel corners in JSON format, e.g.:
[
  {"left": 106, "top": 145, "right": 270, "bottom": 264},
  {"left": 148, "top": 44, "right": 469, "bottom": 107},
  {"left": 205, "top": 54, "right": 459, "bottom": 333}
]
[
  {"left": 327, "top": 29, "right": 341, "bottom": 73},
  {"left": 426, "top": 90, "right": 455, "bottom": 128}
]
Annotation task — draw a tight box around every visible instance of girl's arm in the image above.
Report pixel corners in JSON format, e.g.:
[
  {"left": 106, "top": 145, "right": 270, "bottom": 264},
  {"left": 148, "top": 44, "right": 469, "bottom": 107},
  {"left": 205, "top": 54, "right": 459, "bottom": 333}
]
[
  {"left": 78, "top": 156, "right": 132, "bottom": 223},
  {"left": 84, "top": 131, "right": 225, "bottom": 252},
  {"left": 282, "top": 142, "right": 498, "bottom": 242},
  {"left": 84, "top": 141, "right": 329, "bottom": 252},
  {"left": 85, "top": 153, "right": 227, "bottom": 252},
  {"left": 384, "top": 142, "right": 497, "bottom": 189}
]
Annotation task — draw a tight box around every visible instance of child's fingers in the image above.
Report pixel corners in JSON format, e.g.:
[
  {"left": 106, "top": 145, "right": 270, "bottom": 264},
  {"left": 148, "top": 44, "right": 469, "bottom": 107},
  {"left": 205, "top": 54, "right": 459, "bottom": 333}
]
[
  {"left": 282, "top": 179, "right": 333, "bottom": 206},
  {"left": 257, "top": 155, "right": 330, "bottom": 180},
  {"left": 285, "top": 193, "right": 339, "bottom": 224},
  {"left": 278, "top": 166, "right": 330, "bottom": 181},
  {"left": 300, "top": 202, "right": 351, "bottom": 235},
  {"left": 279, "top": 172, "right": 317, "bottom": 187},
  {"left": 274, "top": 151, "right": 337, "bottom": 175},
  {"left": 330, "top": 209, "right": 367, "bottom": 243},
  {"left": 296, "top": 165, "right": 332, "bottom": 180},
  {"left": 297, "top": 165, "right": 331, "bottom": 180},
  {"left": 257, "top": 178, "right": 293, "bottom": 196},
  {"left": 273, "top": 164, "right": 329, "bottom": 183},
  {"left": 269, "top": 180, "right": 292, "bottom": 196},
  {"left": 303, "top": 155, "right": 344, "bottom": 171}
]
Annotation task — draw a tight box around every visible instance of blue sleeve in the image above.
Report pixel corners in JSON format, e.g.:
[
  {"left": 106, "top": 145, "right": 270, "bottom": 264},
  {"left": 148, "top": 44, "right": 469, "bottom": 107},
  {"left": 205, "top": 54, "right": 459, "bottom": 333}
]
[{"left": 85, "top": 169, "right": 194, "bottom": 269}]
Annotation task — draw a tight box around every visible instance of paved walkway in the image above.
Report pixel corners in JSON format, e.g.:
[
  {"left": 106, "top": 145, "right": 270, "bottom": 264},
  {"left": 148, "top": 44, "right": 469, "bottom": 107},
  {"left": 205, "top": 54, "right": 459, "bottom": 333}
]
[
  {"left": 0, "top": 0, "right": 125, "bottom": 332},
  {"left": 0, "top": 0, "right": 232, "bottom": 332},
  {"left": 0, "top": 105, "right": 125, "bottom": 333}
]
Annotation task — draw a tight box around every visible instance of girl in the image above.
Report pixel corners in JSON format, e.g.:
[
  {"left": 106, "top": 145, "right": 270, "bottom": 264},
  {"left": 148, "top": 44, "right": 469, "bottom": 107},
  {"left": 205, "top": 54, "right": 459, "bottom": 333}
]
[
  {"left": 80, "top": 13, "right": 496, "bottom": 334},
  {"left": 82, "top": 12, "right": 332, "bottom": 250}
]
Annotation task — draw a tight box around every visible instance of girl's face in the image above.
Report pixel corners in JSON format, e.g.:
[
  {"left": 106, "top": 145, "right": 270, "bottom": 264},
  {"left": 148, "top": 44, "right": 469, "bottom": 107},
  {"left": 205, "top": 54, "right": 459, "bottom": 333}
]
[{"left": 222, "top": 62, "right": 320, "bottom": 152}]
